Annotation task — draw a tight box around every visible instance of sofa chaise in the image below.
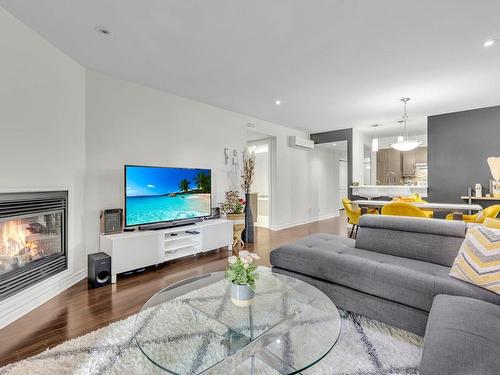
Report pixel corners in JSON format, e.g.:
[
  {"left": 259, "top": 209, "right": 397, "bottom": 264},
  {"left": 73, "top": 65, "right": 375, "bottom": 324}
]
[{"left": 420, "top": 294, "right": 500, "bottom": 375}]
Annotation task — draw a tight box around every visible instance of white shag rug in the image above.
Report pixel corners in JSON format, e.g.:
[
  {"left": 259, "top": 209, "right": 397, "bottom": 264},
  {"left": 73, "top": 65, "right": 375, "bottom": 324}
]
[{"left": 0, "top": 277, "right": 423, "bottom": 375}]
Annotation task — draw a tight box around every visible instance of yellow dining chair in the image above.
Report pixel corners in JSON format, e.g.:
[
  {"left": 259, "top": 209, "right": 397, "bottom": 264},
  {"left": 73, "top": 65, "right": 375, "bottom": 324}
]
[
  {"left": 381, "top": 202, "right": 430, "bottom": 218},
  {"left": 411, "top": 194, "right": 434, "bottom": 218},
  {"left": 342, "top": 198, "right": 378, "bottom": 238},
  {"left": 445, "top": 205, "right": 500, "bottom": 223},
  {"left": 393, "top": 194, "right": 433, "bottom": 218},
  {"left": 419, "top": 204, "right": 434, "bottom": 218}
]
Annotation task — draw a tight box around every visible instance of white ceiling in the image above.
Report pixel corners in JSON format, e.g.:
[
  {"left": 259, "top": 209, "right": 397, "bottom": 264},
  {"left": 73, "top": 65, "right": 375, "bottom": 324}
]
[
  {"left": 2, "top": 0, "right": 500, "bottom": 133},
  {"left": 358, "top": 117, "right": 428, "bottom": 138}
]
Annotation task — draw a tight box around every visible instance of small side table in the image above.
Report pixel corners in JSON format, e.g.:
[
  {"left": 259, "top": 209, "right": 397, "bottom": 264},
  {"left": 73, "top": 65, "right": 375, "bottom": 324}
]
[{"left": 233, "top": 224, "right": 245, "bottom": 248}]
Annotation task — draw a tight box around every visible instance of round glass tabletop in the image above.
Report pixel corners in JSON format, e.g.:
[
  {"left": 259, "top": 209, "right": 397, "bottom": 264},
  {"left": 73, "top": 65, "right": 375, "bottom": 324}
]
[{"left": 134, "top": 269, "right": 341, "bottom": 374}]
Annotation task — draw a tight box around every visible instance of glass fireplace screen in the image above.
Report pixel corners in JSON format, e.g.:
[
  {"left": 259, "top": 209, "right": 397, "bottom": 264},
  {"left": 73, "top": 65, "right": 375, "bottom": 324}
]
[{"left": 0, "top": 212, "right": 63, "bottom": 277}]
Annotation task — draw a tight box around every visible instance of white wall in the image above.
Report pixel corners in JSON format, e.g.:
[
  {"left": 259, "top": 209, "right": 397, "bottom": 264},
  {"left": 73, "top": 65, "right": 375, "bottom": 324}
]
[
  {"left": 85, "top": 71, "right": 247, "bottom": 251},
  {"left": 352, "top": 128, "right": 371, "bottom": 184},
  {"left": 0, "top": 7, "right": 86, "bottom": 328}
]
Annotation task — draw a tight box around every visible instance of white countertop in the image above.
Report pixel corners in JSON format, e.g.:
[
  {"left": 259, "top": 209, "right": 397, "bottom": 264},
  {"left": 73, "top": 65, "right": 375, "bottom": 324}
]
[
  {"left": 352, "top": 200, "right": 482, "bottom": 212},
  {"left": 350, "top": 185, "right": 428, "bottom": 188},
  {"left": 350, "top": 185, "right": 428, "bottom": 198}
]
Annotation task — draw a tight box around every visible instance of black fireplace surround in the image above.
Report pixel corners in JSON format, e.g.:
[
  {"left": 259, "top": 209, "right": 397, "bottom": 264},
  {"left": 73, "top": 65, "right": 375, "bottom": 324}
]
[{"left": 0, "top": 191, "right": 67, "bottom": 301}]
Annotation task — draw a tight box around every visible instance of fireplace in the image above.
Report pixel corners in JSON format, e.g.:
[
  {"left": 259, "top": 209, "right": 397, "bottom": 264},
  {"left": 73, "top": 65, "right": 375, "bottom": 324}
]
[{"left": 0, "top": 191, "right": 67, "bottom": 301}]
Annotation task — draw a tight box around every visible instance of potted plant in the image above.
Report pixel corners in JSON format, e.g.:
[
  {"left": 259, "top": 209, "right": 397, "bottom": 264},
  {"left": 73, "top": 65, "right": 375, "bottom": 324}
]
[
  {"left": 219, "top": 191, "right": 246, "bottom": 247},
  {"left": 241, "top": 151, "right": 256, "bottom": 243},
  {"left": 219, "top": 191, "right": 245, "bottom": 218},
  {"left": 225, "top": 250, "right": 260, "bottom": 307}
]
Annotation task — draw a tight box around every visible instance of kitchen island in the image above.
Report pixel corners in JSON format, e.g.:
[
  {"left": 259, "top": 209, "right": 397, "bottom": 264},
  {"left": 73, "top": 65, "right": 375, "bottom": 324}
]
[{"left": 351, "top": 185, "right": 428, "bottom": 199}]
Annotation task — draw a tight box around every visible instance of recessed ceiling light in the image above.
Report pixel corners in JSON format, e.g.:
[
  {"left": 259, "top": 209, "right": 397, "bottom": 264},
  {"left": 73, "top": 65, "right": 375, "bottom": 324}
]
[
  {"left": 483, "top": 39, "right": 498, "bottom": 48},
  {"left": 275, "top": 100, "right": 281, "bottom": 105},
  {"left": 95, "top": 26, "right": 111, "bottom": 36},
  {"left": 332, "top": 143, "right": 337, "bottom": 147}
]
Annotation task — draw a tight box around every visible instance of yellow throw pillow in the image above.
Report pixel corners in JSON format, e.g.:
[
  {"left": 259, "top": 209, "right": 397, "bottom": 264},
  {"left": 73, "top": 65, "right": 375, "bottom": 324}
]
[
  {"left": 450, "top": 226, "right": 500, "bottom": 294},
  {"left": 484, "top": 218, "right": 500, "bottom": 229}
]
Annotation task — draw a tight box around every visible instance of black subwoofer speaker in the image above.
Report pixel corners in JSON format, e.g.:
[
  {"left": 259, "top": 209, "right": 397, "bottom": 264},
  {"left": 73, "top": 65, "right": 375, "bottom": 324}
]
[{"left": 88, "top": 252, "right": 111, "bottom": 288}]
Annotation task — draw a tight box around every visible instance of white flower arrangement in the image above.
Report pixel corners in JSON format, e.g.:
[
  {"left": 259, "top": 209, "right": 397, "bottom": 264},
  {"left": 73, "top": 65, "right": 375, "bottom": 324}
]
[{"left": 225, "top": 250, "right": 260, "bottom": 290}]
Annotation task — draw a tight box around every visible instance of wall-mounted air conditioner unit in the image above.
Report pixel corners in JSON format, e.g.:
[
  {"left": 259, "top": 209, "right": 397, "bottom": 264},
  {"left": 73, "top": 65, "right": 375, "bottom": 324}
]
[{"left": 289, "top": 136, "right": 314, "bottom": 150}]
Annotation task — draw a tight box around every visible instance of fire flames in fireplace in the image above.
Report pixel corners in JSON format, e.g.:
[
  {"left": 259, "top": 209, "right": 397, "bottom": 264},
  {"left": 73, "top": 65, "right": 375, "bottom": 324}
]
[
  {"left": 1, "top": 220, "right": 40, "bottom": 262},
  {"left": 0, "top": 214, "right": 62, "bottom": 276},
  {"left": 0, "top": 191, "right": 67, "bottom": 300}
]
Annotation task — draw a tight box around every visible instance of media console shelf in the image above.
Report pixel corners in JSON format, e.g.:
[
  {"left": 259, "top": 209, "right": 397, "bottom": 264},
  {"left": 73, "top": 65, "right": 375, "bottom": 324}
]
[{"left": 100, "top": 219, "right": 233, "bottom": 283}]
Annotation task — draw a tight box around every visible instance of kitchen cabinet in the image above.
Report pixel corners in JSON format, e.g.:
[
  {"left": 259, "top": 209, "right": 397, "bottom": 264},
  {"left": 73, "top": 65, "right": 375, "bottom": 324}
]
[
  {"left": 376, "top": 147, "right": 427, "bottom": 183},
  {"left": 402, "top": 150, "right": 416, "bottom": 176},
  {"left": 415, "top": 147, "right": 427, "bottom": 164},
  {"left": 377, "top": 149, "right": 402, "bottom": 184},
  {"left": 402, "top": 147, "right": 427, "bottom": 176}
]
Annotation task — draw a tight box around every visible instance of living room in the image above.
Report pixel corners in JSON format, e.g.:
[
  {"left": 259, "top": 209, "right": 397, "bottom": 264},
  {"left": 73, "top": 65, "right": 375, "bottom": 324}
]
[{"left": 1, "top": 1, "right": 499, "bottom": 374}]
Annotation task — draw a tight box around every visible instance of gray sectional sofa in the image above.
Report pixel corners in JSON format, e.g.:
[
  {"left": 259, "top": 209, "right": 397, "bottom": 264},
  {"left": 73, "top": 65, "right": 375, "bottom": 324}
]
[{"left": 270, "top": 215, "right": 500, "bottom": 374}]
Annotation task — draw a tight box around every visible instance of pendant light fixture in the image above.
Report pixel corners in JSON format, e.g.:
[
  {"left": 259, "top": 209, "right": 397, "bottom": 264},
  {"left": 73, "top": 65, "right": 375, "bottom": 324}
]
[{"left": 390, "top": 98, "right": 421, "bottom": 152}]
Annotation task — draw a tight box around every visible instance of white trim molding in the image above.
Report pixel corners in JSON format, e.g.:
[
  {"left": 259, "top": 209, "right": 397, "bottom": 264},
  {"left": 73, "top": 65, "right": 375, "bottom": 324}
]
[{"left": 0, "top": 268, "right": 86, "bottom": 329}]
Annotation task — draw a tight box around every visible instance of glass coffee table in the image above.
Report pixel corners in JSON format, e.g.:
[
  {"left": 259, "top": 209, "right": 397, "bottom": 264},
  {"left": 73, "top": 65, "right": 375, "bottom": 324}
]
[{"left": 134, "top": 269, "right": 341, "bottom": 374}]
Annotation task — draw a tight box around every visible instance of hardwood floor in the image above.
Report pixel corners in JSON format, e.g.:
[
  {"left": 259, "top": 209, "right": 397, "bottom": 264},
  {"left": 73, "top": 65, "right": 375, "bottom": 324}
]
[{"left": 0, "top": 216, "right": 347, "bottom": 367}]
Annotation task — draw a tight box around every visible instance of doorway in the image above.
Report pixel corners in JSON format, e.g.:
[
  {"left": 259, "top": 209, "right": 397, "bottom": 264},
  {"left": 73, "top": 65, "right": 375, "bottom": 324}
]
[{"left": 247, "top": 131, "right": 273, "bottom": 228}]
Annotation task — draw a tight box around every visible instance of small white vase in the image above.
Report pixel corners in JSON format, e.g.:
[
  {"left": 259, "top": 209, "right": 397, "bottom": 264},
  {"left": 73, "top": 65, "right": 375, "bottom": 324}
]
[{"left": 230, "top": 283, "right": 255, "bottom": 307}]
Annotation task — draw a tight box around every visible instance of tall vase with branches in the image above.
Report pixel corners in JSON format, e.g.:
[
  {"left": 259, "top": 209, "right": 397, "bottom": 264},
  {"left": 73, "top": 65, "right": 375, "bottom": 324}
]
[{"left": 241, "top": 150, "right": 256, "bottom": 243}]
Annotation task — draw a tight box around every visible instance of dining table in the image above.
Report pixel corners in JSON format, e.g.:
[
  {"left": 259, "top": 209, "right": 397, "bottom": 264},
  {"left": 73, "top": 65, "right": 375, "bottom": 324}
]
[{"left": 352, "top": 200, "right": 483, "bottom": 214}]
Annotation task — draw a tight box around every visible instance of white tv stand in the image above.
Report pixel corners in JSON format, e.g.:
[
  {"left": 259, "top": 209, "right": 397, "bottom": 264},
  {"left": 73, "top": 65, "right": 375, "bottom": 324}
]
[{"left": 99, "top": 219, "right": 233, "bottom": 283}]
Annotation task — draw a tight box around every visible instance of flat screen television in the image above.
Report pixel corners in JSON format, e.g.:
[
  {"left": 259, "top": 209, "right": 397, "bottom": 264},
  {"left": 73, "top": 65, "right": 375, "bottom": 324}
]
[{"left": 124, "top": 165, "right": 211, "bottom": 227}]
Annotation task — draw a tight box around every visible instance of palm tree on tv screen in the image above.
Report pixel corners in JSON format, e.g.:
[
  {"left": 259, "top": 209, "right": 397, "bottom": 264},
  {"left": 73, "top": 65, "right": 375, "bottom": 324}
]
[
  {"left": 178, "top": 179, "right": 190, "bottom": 193},
  {"left": 194, "top": 172, "right": 211, "bottom": 193}
]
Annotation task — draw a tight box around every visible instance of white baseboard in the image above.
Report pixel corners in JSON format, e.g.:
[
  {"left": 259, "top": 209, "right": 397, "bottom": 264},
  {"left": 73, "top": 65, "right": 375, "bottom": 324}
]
[
  {"left": 0, "top": 268, "right": 86, "bottom": 329},
  {"left": 269, "top": 213, "right": 339, "bottom": 231}
]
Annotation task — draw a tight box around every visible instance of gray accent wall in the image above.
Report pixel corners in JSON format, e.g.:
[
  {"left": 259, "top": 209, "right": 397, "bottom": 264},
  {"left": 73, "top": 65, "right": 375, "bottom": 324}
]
[{"left": 428, "top": 105, "right": 500, "bottom": 204}]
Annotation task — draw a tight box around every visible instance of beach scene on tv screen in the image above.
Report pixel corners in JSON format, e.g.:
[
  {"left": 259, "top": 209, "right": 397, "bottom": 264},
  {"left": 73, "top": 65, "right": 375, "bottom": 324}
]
[{"left": 125, "top": 166, "right": 211, "bottom": 226}]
